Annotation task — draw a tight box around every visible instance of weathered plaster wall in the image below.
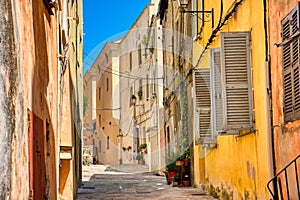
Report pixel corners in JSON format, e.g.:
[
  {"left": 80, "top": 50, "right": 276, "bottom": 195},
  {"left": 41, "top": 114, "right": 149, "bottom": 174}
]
[
  {"left": 269, "top": 1, "right": 300, "bottom": 199},
  {"left": 0, "top": 0, "right": 17, "bottom": 198}
]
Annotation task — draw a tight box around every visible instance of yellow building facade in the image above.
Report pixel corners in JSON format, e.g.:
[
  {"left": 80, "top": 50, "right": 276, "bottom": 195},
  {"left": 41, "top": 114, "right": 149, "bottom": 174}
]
[{"left": 192, "top": 0, "right": 272, "bottom": 199}]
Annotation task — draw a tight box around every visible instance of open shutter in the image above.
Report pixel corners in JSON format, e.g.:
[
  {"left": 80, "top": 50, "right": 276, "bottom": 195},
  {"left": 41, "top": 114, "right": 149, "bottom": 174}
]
[
  {"left": 210, "top": 48, "right": 224, "bottom": 135},
  {"left": 282, "top": 15, "right": 293, "bottom": 120},
  {"left": 194, "top": 69, "right": 211, "bottom": 142},
  {"left": 221, "top": 32, "right": 253, "bottom": 131},
  {"left": 282, "top": 3, "right": 300, "bottom": 121},
  {"left": 291, "top": 4, "right": 300, "bottom": 118}
]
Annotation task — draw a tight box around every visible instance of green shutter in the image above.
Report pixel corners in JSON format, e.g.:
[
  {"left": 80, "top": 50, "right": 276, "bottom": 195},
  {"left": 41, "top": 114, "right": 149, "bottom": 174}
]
[{"left": 221, "top": 32, "right": 253, "bottom": 131}]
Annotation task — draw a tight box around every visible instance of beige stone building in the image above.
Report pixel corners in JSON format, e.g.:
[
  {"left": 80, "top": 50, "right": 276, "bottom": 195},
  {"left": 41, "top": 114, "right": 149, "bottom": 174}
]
[
  {"left": 95, "top": 42, "right": 121, "bottom": 164},
  {"left": 83, "top": 69, "right": 97, "bottom": 162},
  {"left": 0, "top": 0, "right": 83, "bottom": 199},
  {"left": 118, "top": 1, "right": 166, "bottom": 172}
]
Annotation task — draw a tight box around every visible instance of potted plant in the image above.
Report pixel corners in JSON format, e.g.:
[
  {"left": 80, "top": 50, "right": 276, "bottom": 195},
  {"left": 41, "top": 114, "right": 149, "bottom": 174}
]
[
  {"left": 166, "top": 161, "right": 179, "bottom": 185},
  {"left": 183, "top": 174, "right": 190, "bottom": 187},
  {"left": 137, "top": 90, "right": 143, "bottom": 99},
  {"left": 172, "top": 174, "right": 180, "bottom": 186},
  {"left": 136, "top": 153, "right": 145, "bottom": 165},
  {"left": 138, "top": 143, "right": 147, "bottom": 154},
  {"left": 183, "top": 148, "right": 190, "bottom": 166}
]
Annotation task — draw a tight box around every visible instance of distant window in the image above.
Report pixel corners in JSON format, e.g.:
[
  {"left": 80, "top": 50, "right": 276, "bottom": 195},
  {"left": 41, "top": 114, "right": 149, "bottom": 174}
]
[
  {"left": 129, "top": 52, "right": 132, "bottom": 71},
  {"left": 282, "top": 3, "right": 300, "bottom": 122},
  {"left": 146, "top": 75, "right": 149, "bottom": 99},
  {"left": 99, "top": 87, "right": 101, "bottom": 100},
  {"left": 107, "top": 136, "right": 109, "bottom": 149},
  {"left": 99, "top": 115, "right": 101, "bottom": 127},
  {"left": 138, "top": 44, "right": 142, "bottom": 65},
  {"left": 106, "top": 78, "right": 109, "bottom": 91},
  {"left": 99, "top": 141, "right": 101, "bottom": 153}
]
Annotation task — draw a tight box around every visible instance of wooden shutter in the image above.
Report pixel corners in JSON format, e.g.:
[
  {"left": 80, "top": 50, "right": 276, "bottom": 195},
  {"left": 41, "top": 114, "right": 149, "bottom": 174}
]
[
  {"left": 221, "top": 32, "right": 253, "bottom": 131},
  {"left": 282, "top": 3, "right": 300, "bottom": 121},
  {"left": 194, "top": 69, "right": 211, "bottom": 142},
  {"left": 210, "top": 48, "right": 224, "bottom": 135}
]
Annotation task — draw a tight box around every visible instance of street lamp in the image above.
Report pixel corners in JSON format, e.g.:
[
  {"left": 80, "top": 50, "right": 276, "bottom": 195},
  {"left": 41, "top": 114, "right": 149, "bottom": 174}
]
[
  {"left": 179, "top": 0, "right": 215, "bottom": 28},
  {"left": 130, "top": 95, "right": 137, "bottom": 106}
]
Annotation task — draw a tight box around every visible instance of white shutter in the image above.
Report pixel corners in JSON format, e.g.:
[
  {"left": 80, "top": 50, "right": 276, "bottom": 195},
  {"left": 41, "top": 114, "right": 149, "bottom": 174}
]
[
  {"left": 221, "top": 32, "right": 253, "bottom": 131},
  {"left": 210, "top": 48, "right": 224, "bottom": 135},
  {"left": 194, "top": 69, "right": 211, "bottom": 142},
  {"left": 192, "top": 0, "right": 198, "bottom": 40}
]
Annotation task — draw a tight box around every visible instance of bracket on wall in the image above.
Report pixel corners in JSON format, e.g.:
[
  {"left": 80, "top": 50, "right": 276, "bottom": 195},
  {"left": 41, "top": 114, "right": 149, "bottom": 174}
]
[{"left": 181, "top": 8, "right": 214, "bottom": 28}]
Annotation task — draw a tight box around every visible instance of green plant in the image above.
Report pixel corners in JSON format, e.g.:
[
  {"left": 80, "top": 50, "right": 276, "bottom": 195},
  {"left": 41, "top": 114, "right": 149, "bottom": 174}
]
[
  {"left": 136, "top": 153, "right": 144, "bottom": 161},
  {"left": 173, "top": 174, "right": 180, "bottom": 182},
  {"left": 83, "top": 96, "right": 88, "bottom": 116},
  {"left": 137, "top": 90, "right": 143, "bottom": 97},
  {"left": 138, "top": 143, "right": 147, "bottom": 153},
  {"left": 166, "top": 161, "right": 179, "bottom": 172}
]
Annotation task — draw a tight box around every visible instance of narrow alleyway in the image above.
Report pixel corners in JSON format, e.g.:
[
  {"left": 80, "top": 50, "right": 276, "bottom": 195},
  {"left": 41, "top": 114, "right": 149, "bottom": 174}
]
[{"left": 77, "top": 165, "right": 216, "bottom": 200}]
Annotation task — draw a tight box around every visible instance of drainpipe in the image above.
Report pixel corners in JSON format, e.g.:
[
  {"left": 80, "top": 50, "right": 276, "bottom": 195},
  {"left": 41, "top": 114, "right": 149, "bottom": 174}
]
[{"left": 263, "top": 0, "right": 278, "bottom": 198}]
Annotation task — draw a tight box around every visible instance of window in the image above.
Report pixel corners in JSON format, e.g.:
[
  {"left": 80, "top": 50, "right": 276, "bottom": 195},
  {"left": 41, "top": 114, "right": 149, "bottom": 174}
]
[
  {"left": 282, "top": 3, "right": 300, "bottom": 122},
  {"left": 130, "top": 87, "right": 133, "bottom": 106},
  {"left": 99, "top": 141, "right": 101, "bottom": 153},
  {"left": 107, "top": 136, "right": 109, "bottom": 149},
  {"left": 99, "top": 115, "right": 101, "bottom": 127},
  {"left": 138, "top": 44, "right": 142, "bottom": 65},
  {"left": 129, "top": 52, "right": 132, "bottom": 71},
  {"left": 106, "top": 78, "right": 109, "bottom": 91},
  {"left": 99, "top": 87, "right": 101, "bottom": 100},
  {"left": 194, "top": 32, "right": 253, "bottom": 144},
  {"left": 220, "top": 32, "right": 253, "bottom": 131},
  {"left": 146, "top": 75, "right": 149, "bottom": 99},
  {"left": 138, "top": 79, "right": 143, "bottom": 99}
]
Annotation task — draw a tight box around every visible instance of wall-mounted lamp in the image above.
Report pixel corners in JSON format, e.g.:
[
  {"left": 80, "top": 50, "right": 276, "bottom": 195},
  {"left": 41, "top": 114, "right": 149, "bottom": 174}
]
[
  {"left": 130, "top": 95, "right": 137, "bottom": 106},
  {"left": 177, "top": 0, "right": 188, "bottom": 8},
  {"left": 130, "top": 95, "right": 144, "bottom": 108},
  {"left": 179, "top": 0, "right": 214, "bottom": 28}
]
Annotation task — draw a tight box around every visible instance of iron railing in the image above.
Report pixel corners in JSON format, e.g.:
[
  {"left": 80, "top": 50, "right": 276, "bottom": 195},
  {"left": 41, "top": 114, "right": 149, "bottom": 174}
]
[{"left": 267, "top": 154, "right": 300, "bottom": 200}]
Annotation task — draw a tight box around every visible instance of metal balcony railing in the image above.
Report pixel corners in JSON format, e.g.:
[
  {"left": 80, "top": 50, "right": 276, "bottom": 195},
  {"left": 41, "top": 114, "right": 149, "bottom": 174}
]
[{"left": 267, "top": 154, "right": 300, "bottom": 200}]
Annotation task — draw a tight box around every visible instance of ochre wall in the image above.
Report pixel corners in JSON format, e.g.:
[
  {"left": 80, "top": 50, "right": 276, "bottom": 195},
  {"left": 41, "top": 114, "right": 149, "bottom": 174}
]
[{"left": 193, "top": 0, "right": 271, "bottom": 199}]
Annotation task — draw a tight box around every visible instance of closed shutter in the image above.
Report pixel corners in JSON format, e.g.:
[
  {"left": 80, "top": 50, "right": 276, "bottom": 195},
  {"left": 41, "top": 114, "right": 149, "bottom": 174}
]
[
  {"left": 282, "top": 3, "right": 300, "bottom": 121},
  {"left": 210, "top": 48, "right": 224, "bottom": 135},
  {"left": 194, "top": 69, "right": 211, "bottom": 141},
  {"left": 221, "top": 32, "right": 253, "bottom": 131},
  {"left": 282, "top": 16, "right": 293, "bottom": 120}
]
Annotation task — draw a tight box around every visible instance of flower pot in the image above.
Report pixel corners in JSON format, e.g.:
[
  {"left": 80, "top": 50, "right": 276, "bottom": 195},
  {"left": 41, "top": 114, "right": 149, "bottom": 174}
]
[
  {"left": 168, "top": 172, "right": 177, "bottom": 184},
  {"left": 138, "top": 160, "right": 145, "bottom": 165},
  {"left": 183, "top": 180, "right": 190, "bottom": 187},
  {"left": 184, "top": 159, "right": 189, "bottom": 166}
]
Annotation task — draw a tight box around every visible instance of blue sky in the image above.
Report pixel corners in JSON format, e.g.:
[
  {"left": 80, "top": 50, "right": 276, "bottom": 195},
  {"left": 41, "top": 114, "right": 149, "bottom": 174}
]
[{"left": 83, "top": 0, "right": 150, "bottom": 73}]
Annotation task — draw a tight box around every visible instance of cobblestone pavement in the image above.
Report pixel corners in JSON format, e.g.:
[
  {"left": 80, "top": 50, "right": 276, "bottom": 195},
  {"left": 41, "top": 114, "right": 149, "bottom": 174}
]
[{"left": 77, "top": 165, "right": 216, "bottom": 200}]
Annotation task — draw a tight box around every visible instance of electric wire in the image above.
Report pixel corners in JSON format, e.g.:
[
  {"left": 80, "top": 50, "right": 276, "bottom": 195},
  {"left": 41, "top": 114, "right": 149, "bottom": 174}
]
[{"left": 84, "top": 52, "right": 163, "bottom": 80}]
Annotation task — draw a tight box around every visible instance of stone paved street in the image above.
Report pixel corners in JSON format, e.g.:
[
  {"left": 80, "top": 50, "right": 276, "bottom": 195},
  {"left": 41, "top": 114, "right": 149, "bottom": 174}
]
[{"left": 77, "top": 165, "right": 216, "bottom": 200}]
